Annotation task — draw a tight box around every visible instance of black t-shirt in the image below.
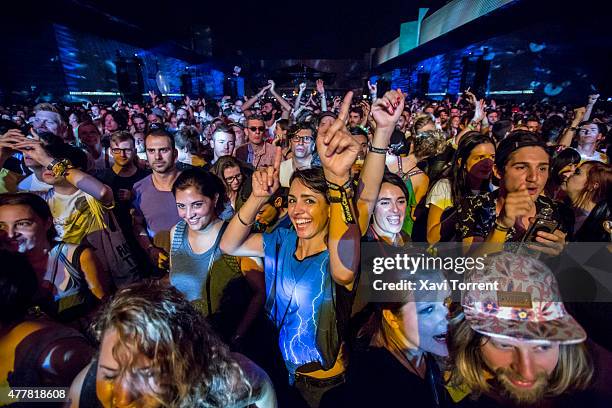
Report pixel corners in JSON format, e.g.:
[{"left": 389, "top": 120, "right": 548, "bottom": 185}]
[
  {"left": 456, "top": 189, "right": 569, "bottom": 242},
  {"left": 94, "top": 167, "right": 150, "bottom": 235},
  {"left": 321, "top": 347, "right": 450, "bottom": 408}
]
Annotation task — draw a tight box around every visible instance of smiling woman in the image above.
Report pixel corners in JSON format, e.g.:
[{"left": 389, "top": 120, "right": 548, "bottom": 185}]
[{"left": 170, "top": 168, "right": 265, "bottom": 346}]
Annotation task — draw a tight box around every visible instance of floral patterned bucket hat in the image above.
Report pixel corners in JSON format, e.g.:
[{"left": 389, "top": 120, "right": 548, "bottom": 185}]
[{"left": 461, "top": 252, "right": 586, "bottom": 344}]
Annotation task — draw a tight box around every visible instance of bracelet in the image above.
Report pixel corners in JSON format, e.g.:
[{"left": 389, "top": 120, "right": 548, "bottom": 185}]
[
  {"left": 368, "top": 145, "right": 388, "bottom": 155},
  {"left": 326, "top": 179, "right": 353, "bottom": 192},
  {"left": 236, "top": 210, "right": 255, "bottom": 227},
  {"left": 494, "top": 221, "right": 511, "bottom": 232},
  {"left": 48, "top": 158, "right": 74, "bottom": 178}
]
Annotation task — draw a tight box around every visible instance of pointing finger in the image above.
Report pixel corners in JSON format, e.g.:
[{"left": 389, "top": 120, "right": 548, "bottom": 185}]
[
  {"left": 336, "top": 91, "right": 353, "bottom": 124},
  {"left": 325, "top": 91, "right": 353, "bottom": 144}
]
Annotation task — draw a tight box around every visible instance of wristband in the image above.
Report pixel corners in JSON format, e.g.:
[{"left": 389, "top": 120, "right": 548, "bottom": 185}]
[
  {"left": 48, "top": 158, "right": 74, "bottom": 178},
  {"left": 494, "top": 221, "right": 511, "bottom": 232},
  {"left": 369, "top": 145, "right": 388, "bottom": 155},
  {"left": 326, "top": 179, "right": 355, "bottom": 224},
  {"left": 326, "top": 179, "right": 353, "bottom": 192}
]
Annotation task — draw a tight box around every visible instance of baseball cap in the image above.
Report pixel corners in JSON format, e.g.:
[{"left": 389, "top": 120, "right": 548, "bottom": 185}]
[{"left": 461, "top": 252, "right": 586, "bottom": 344}]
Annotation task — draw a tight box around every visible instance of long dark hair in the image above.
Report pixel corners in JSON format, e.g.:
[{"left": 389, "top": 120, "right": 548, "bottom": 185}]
[
  {"left": 450, "top": 132, "right": 495, "bottom": 207},
  {"left": 172, "top": 168, "right": 227, "bottom": 216}
]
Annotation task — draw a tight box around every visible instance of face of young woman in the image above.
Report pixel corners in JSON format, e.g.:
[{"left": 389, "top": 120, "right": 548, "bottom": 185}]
[
  {"left": 465, "top": 142, "right": 495, "bottom": 181},
  {"left": 96, "top": 329, "right": 162, "bottom": 408},
  {"left": 288, "top": 179, "right": 329, "bottom": 240},
  {"left": 561, "top": 163, "right": 590, "bottom": 201},
  {"left": 223, "top": 166, "right": 243, "bottom": 192},
  {"left": 175, "top": 186, "right": 218, "bottom": 231},
  {"left": 373, "top": 183, "right": 407, "bottom": 236},
  {"left": 0, "top": 204, "right": 50, "bottom": 253},
  {"left": 389, "top": 290, "right": 450, "bottom": 357}
]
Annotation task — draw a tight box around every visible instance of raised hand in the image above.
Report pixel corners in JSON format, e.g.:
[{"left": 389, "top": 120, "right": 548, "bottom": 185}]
[
  {"left": 572, "top": 106, "right": 586, "bottom": 124},
  {"left": 298, "top": 82, "right": 307, "bottom": 93},
  {"left": 148, "top": 90, "right": 157, "bottom": 102},
  {"left": 367, "top": 80, "right": 377, "bottom": 96},
  {"left": 464, "top": 88, "right": 476, "bottom": 105},
  {"left": 588, "top": 94, "right": 600, "bottom": 105},
  {"left": 258, "top": 84, "right": 272, "bottom": 97},
  {"left": 317, "top": 92, "right": 361, "bottom": 184},
  {"left": 371, "top": 89, "right": 405, "bottom": 133},
  {"left": 332, "top": 96, "right": 342, "bottom": 111},
  {"left": 497, "top": 182, "right": 534, "bottom": 229},
  {"left": 316, "top": 79, "right": 325, "bottom": 94},
  {"left": 251, "top": 146, "right": 282, "bottom": 198},
  {"left": 473, "top": 98, "right": 486, "bottom": 122},
  {"left": 12, "top": 137, "right": 54, "bottom": 168},
  {"left": 267, "top": 80, "right": 276, "bottom": 92}
]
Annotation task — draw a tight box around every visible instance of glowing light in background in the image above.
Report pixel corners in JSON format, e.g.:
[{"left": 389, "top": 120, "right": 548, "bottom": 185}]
[{"left": 529, "top": 42, "right": 546, "bottom": 52}]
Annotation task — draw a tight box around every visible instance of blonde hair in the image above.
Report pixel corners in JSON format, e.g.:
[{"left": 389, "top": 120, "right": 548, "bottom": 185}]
[
  {"left": 93, "top": 282, "right": 252, "bottom": 407},
  {"left": 447, "top": 315, "right": 593, "bottom": 398}
]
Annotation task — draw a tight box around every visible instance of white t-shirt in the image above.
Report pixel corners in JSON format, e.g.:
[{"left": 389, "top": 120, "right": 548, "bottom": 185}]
[
  {"left": 87, "top": 148, "right": 114, "bottom": 172},
  {"left": 426, "top": 178, "right": 452, "bottom": 210},
  {"left": 17, "top": 173, "right": 52, "bottom": 192},
  {"left": 579, "top": 149, "right": 608, "bottom": 164},
  {"left": 279, "top": 159, "right": 295, "bottom": 188},
  {"left": 279, "top": 158, "right": 312, "bottom": 187}
]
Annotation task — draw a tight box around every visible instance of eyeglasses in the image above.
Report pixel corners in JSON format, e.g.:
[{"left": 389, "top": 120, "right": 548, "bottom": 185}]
[
  {"left": 291, "top": 136, "right": 314, "bottom": 144},
  {"left": 248, "top": 126, "right": 266, "bottom": 133},
  {"left": 111, "top": 148, "right": 134, "bottom": 155},
  {"left": 224, "top": 174, "right": 243, "bottom": 183}
]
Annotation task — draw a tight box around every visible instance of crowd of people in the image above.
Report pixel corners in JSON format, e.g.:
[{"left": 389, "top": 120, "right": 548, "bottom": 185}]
[{"left": 0, "top": 77, "right": 611, "bottom": 407}]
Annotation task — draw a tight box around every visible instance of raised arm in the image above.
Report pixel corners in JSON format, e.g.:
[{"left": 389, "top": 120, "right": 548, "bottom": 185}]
[
  {"left": 220, "top": 147, "right": 282, "bottom": 257},
  {"left": 317, "top": 92, "right": 361, "bottom": 288},
  {"left": 368, "top": 80, "right": 378, "bottom": 102},
  {"left": 557, "top": 106, "right": 585, "bottom": 147},
  {"left": 242, "top": 84, "right": 271, "bottom": 112},
  {"left": 316, "top": 79, "right": 328, "bottom": 112},
  {"left": 14, "top": 137, "right": 113, "bottom": 206},
  {"left": 293, "top": 82, "right": 307, "bottom": 116},
  {"left": 356, "top": 90, "right": 405, "bottom": 234},
  {"left": 268, "top": 80, "right": 292, "bottom": 113},
  {"left": 583, "top": 94, "right": 599, "bottom": 122}
]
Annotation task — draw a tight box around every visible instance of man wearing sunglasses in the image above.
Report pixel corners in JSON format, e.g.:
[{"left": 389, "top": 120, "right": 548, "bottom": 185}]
[
  {"left": 279, "top": 123, "right": 316, "bottom": 187},
  {"left": 234, "top": 114, "right": 277, "bottom": 169}
]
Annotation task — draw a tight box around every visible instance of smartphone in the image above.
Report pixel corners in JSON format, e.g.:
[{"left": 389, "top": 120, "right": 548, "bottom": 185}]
[{"left": 523, "top": 216, "right": 558, "bottom": 243}]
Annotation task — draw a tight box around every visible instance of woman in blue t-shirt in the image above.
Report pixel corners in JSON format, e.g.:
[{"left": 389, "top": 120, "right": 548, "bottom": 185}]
[{"left": 221, "top": 92, "right": 366, "bottom": 407}]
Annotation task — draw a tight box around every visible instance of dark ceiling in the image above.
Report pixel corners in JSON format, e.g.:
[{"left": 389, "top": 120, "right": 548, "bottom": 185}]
[{"left": 12, "top": 0, "right": 449, "bottom": 60}]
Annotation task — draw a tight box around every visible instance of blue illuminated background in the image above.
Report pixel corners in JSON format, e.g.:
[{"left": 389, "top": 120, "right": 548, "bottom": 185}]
[
  {"left": 53, "top": 24, "right": 224, "bottom": 101},
  {"left": 380, "top": 22, "right": 608, "bottom": 102}
]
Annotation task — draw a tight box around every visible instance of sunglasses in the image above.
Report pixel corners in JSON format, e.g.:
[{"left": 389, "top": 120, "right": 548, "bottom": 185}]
[{"left": 248, "top": 126, "right": 266, "bottom": 133}]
